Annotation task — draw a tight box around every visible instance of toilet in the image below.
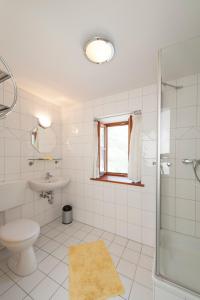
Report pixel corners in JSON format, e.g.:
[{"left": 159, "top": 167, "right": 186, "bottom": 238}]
[
  {"left": 0, "top": 219, "right": 40, "bottom": 276},
  {"left": 0, "top": 181, "right": 40, "bottom": 276}
]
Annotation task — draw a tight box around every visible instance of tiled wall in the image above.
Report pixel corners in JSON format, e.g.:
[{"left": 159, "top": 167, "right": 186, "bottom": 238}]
[
  {"left": 161, "top": 74, "right": 200, "bottom": 238},
  {"left": 61, "top": 84, "right": 157, "bottom": 246},
  {"left": 0, "top": 83, "right": 63, "bottom": 227}
]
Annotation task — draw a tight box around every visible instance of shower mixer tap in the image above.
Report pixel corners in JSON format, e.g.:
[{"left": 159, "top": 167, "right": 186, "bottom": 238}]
[{"left": 182, "top": 158, "right": 200, "bottom": 183}]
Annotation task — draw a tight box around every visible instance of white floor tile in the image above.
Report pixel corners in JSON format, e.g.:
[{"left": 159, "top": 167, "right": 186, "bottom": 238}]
[
  {"left": 35, "top": 249, "right": 49, "bottom": 263},
  {"left": 0, "top": 259, "right": 10, "bottom": 273},
  {"left": 117, "top": 259, "right": 136, "bottom": 279},
  {"left": 135, "top": 267, "right": 153, "bottom": 289},
  {"left": 0, "top": 284, "right": 26, "bottom": 300},
  {"left": 73, "top": 229, "right": 88, "bottom": 240},
  {"left": 45, "top": 229, "right": 60, "bottom": 239},
  {"left": 0, "top": 248, "right": 10, "bottom": 261},
  {"left": 6, "top": 270, "right": 21, "bottom": 282},
  {"left": 0, "top": 274, "right": 15, "bottom": 295},
  {"left": 52, "top": 286, "right": 69, "bottom": 300},
  {"left": 84, "top": 233, "right": 100, "bottom": 242},
  {"left": 30, "top": 276, "right": 59, "bottom": 300},
  {"left": 101, "top": 238, "right": 112, "bottom": 247},
  {"left": 40, "top": 225, "right": 51, "bottom": 235},
  {"left": 17, "top": 270, "right": 45, "bottom": 293},
  {"left": 129, "top": 282, "right": 153, "bottom": 300},
  {"left": 41, "top": 240, "right": 60, "bottom": 254},
  {"left": 62, "top": 253, "right": 69, "bottom": 265},
  {"left": 122, "top": 248, "right": 140, "bottom": 264},
  {"left": 142, "top": 245, "right": 154, "bottom": 257},
  {"left": 64, "top": 227, "right": 78, "bottom": 236},
  {"left": 64, "top": 237, "right": 80, "bottom": 247},
  {"left": 52, "top": 245, "right": 67, "bottom": 260},
  {"left": 114, "top": 235, "right": 128, "bottom": 247},
  {"left": 110, "top": 253, "right": 120, "bottom": 267},
  {"left": 91, "top": 228, "right": 104, "bottom": 237},
  {"left": 53, "top": 232, "right": 69, "bottom": 244},
  {"left": 127, "top": 240, "right": 142, "bottom": 253},
  {"left": 120, "top": 274, "right": 132, "bottom": 299},
  {"left": 49, "top": 261, "right": 68, "bottom": 284},
  {"left": 109, "top": 242, "right": 125, "bottom": 257},
  {"left": 61, "top": 277, "right": 69, "bottom": 290},
  {"left": 54, "top": 224, "right": 67, "bottom": 232},
  {"left": 102, "top": 231, "right": 115, "bottom": 241},
  {"left": 139, "top": 255, "right": 153, "bottom": 271},
  {"left": 39, "top": 255, "right": 59, "bottom": 274},
  {"left": 79, "top": 224, "right": 93, "bottom": 233},
  {"left": 35, "top": 236, "right": 50, "bottom": 248}
]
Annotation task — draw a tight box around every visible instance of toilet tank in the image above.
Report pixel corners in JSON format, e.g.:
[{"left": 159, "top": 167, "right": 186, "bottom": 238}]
[{"left": 0, "top": 181, "right": 27, "bottom": 212}]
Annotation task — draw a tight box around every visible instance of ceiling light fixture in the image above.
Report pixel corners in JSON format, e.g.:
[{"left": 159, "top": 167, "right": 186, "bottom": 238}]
[{"left": 84, "top": 37, "right": 115, "bottom": 64}]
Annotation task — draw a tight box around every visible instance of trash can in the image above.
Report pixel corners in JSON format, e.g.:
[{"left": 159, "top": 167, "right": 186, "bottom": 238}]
[{"left": 62, "top": 205, "right": 73, "bottom": 224}]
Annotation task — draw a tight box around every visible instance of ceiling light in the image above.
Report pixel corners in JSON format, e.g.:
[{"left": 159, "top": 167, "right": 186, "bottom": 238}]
[{"left": 84, "top": 37, "right": 115, "bottom": 64}]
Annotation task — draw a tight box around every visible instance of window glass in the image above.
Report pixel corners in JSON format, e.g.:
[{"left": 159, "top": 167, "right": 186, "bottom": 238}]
[{"left": 107, "top": 125, "right": 128, "bottom": 173}]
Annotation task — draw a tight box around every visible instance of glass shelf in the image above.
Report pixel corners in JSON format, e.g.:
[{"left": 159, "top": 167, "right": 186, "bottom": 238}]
[{"left": 28, "top": 158, "right": 62, "bottom": 166}]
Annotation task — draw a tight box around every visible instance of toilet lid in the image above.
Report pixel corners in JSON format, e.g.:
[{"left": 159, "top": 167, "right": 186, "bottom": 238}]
[{"left": 0, "top": 219, "right": 40, "bottom": 242}]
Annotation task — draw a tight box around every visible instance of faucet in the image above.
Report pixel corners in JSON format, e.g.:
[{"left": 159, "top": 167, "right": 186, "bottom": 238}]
[{"left": 45, "top": 172, "right": 53, "bottom": 180}]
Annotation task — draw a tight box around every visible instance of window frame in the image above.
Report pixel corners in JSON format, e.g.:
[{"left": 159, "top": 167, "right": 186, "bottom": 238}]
[{"left": 98, "top": 117, "right": 132, "bottom": 178}]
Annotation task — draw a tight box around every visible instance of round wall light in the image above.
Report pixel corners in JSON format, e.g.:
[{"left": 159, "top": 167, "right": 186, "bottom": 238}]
[
  {"left": 84, "top": 37, "right": 115, "bottom": 64},
  {"left": 37, "top": 115, "right": 51, "bottom": 128}
]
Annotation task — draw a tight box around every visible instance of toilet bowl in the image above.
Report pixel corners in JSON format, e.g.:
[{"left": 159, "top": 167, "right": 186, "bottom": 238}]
[{"left": 0, "top": 219, "right": 40, "bottom": 276}]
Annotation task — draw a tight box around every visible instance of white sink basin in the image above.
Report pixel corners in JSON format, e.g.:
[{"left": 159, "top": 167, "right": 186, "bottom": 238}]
[{"left": 28, "top": 177, "right": 69, "bottom": 192}]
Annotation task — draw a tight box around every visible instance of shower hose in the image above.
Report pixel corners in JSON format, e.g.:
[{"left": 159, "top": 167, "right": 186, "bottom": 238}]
[{"left": 192, "top": 160, "right": 200, "bottom": 183}]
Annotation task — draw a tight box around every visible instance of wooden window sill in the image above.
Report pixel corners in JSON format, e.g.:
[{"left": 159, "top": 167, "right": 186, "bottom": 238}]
[{"left": 90, "top": 175, "right": 144, "bottom": 187}]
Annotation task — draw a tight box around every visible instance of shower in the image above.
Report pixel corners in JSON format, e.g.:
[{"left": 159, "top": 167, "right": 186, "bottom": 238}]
[{"left": 155, "top": 36, "right": 200, "bottom": 299}]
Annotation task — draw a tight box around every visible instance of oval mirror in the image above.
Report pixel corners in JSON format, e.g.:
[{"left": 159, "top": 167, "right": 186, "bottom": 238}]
[{"left": 31, "top": 126, "right": 56, "bottom": 153}]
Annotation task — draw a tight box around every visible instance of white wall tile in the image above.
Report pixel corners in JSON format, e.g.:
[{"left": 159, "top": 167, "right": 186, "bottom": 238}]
[
  {"left": 0, "top": 87, "right": 62, "bottom": 227},
  {"left": 61, "top": 85, "right": 157, "bottom": 246}
]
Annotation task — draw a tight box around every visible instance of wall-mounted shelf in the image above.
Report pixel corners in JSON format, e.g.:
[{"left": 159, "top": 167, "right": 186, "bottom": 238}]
[{"left": 28, "top": 158, "right": 62, "bottom": 166}]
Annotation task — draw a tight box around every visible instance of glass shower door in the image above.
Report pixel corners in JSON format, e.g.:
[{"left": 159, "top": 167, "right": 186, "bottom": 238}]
[{"left": 157, "top": 36, "right": 200, "bottom": 295}]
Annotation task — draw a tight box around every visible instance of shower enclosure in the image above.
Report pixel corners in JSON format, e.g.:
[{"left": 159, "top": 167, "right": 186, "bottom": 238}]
[{"left": 155, "top": 36, "right": 200, "bottom": 299}]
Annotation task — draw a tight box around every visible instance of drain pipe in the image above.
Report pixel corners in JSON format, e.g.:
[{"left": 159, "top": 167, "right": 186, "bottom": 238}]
[{"left": 40, "top": 191, "right": 54, "bottom": 204}]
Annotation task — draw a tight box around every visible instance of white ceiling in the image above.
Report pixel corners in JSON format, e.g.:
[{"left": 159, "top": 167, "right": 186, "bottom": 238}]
[{"left": 0, "top": 0, "right": 200, "bottom": 105}]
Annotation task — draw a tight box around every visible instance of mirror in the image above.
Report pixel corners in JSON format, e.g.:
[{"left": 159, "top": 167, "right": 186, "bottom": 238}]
[{"left": 31, "top": 126, "right": 56, "bottom": 153}]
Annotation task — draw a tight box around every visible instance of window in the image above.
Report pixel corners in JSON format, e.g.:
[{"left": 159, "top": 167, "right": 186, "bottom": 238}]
[{"left": 98, "top": 118, "right": 132, "bottom": 177}]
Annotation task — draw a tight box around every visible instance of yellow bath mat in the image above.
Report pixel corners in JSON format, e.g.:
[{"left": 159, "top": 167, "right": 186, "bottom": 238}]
[{"left": 69, "top": 240, "right": 124, "bottom": 300}]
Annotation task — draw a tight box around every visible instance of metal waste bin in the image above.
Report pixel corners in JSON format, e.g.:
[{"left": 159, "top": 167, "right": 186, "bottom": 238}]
[{"left": 62, "top": 205, "right": 73, "bottom": 224}]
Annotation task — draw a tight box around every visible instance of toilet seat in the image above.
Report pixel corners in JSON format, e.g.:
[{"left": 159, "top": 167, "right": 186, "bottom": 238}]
[{"left": 0, "top": 219, "right": 40, "bottom": 242}]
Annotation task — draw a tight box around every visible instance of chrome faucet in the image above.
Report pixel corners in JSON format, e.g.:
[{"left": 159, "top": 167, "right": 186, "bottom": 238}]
[{"left": 45, "top": 172, "right": 53, "bottom": 180}]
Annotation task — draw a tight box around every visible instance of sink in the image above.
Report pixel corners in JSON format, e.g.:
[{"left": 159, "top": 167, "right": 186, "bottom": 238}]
[{"left": 28, "top": 177, "right": 70, "bottom": 192}]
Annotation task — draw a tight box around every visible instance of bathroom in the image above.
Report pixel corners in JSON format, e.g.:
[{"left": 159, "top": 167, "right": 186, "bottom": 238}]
[{"left": 0, "top": 1, "right": 199, "bottom": 299}]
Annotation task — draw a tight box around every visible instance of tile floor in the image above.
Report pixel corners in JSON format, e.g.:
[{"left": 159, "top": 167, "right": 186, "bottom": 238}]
[{"left": 0, "top": 218, "right": 154, "bottom": 300}]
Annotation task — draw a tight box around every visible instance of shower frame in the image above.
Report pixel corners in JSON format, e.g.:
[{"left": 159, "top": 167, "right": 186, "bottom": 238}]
[{"left": 155, "top": 48, "right": 200, "bottom": 299}]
